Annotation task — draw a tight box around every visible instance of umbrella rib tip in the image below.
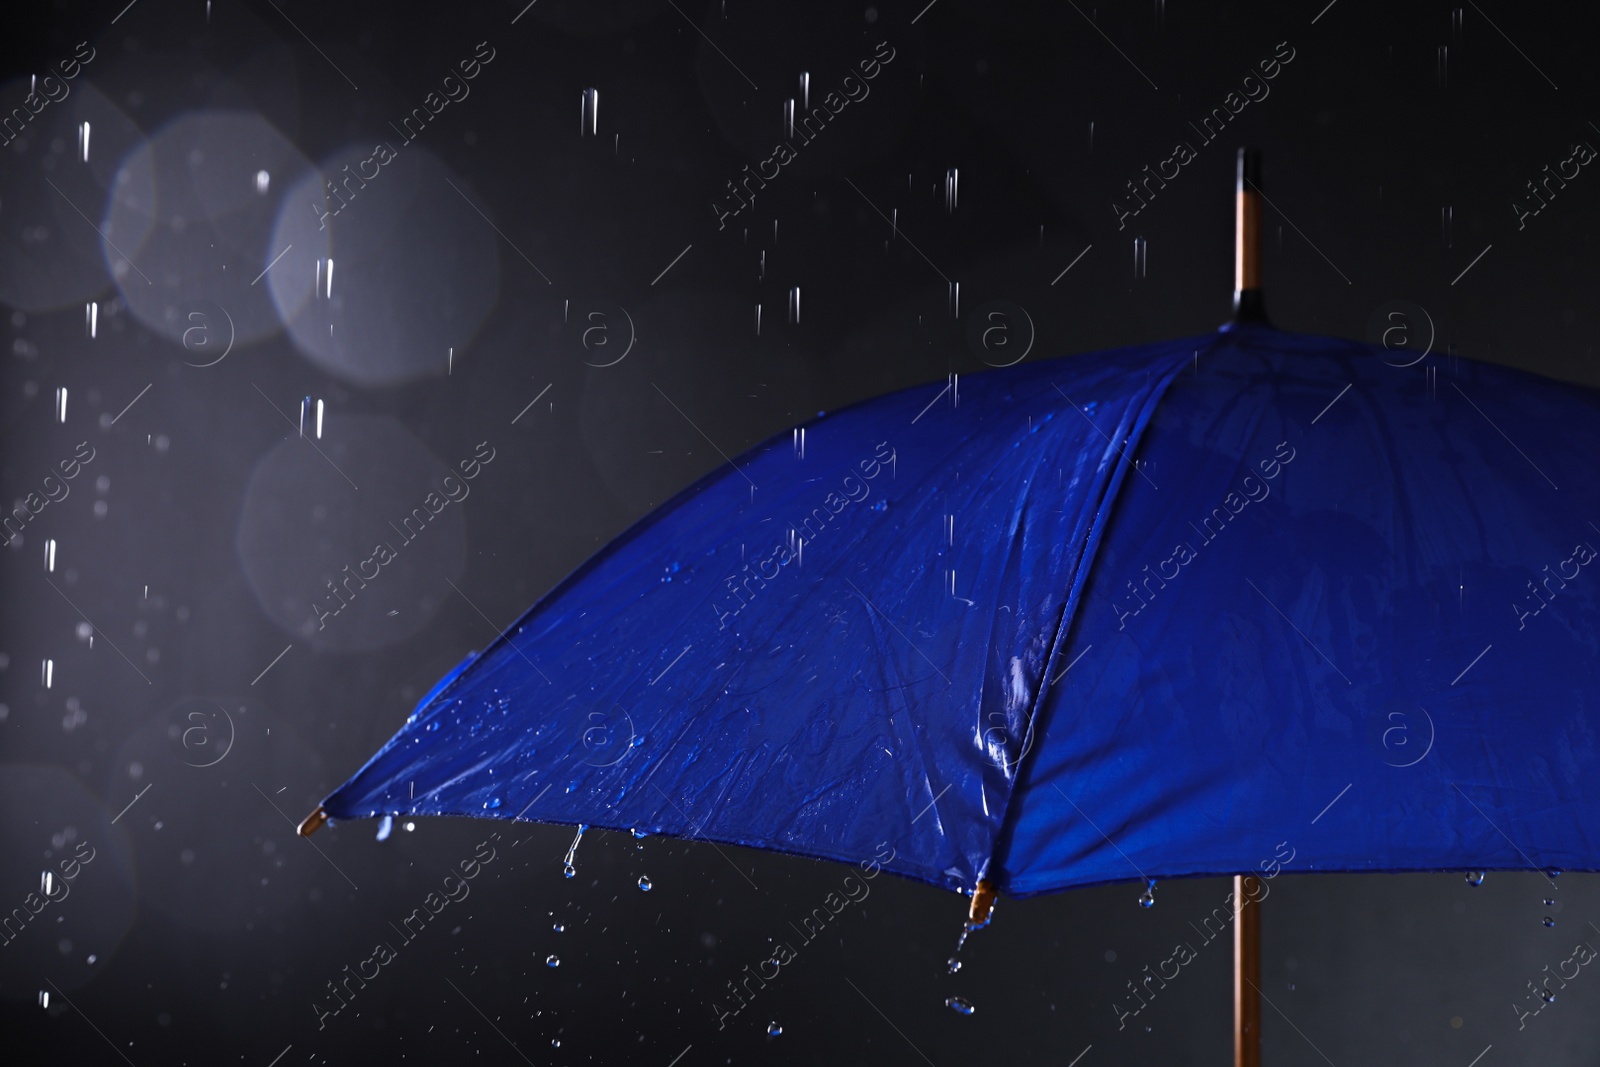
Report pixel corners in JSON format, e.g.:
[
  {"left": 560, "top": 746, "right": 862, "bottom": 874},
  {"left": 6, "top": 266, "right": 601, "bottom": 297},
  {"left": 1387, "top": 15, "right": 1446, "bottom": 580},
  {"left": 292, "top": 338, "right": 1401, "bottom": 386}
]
[
  {"left": 967, "top": 878, "right": 997, "bottom": 929},
  {"left": 297, "top": 805, "right": 328, "bottom": 838}
]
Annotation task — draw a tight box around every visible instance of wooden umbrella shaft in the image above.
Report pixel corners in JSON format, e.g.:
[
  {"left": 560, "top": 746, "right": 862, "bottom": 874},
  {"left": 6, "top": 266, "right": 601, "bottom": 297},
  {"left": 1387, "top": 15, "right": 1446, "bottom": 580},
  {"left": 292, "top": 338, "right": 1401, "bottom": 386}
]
[
  {"left": 1234, "top": 874, "right": 1262, "bottom": 1067},
  {"left": 1233, "top": 148, "right": 1266, "bottom": 322}
]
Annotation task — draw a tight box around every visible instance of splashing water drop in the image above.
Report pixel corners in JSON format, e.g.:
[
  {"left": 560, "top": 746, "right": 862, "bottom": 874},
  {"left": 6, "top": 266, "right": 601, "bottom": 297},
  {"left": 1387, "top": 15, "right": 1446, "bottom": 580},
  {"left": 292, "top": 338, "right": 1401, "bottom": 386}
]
[
  {"left": 1465, "top": 870, "right": 1484, "bottom": 887},
  {"left": 375, "top": 815, "right": 393, "bottom": 841},
  {"left": 562, "top": 865, "right": 575, "bottom": 879},
  {"left": 632, "top": 828, "right": 648, "bottom": 839},
  {"left": 545, "top": 954, "right": 560, "bottom": 967},
  {"left": 1543, "top": 916, "right": 1556, "bottom": 928},
  {"left": 1549, "top": 868, "right": 1563, "bottom": 879},
  {"left": 553, "top": 922, "right": 564, "bottom": 932},
  {"left": 767, "top": 1021, "right": 783, "bottom": 1037},
  {"left": 946, "top": 957, "right": 961, "bottom": 974},
  {"left": 945, "top": 996, "right": 975, "bottom": 1015},
  {"left": 638, "top": 876, "right": 652, "bottom": 891}
]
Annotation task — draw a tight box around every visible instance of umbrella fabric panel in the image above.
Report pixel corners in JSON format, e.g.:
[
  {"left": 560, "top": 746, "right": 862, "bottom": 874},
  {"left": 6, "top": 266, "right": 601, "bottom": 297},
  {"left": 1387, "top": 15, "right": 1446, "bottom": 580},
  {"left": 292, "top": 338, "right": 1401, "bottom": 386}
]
[
  {"left": 321, "top": 336, "right": 1197, "bottom": 892},
  {"left": 998, "top": 326, "right": 1600, "bottom": 896}
]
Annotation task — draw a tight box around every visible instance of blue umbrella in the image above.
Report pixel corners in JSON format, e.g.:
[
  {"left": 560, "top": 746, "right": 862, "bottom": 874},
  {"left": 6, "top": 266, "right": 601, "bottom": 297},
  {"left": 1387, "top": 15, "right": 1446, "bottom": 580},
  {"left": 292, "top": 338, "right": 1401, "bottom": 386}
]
[{"left": 301, "top": 152, "right": 1600, "bottom": 1058}]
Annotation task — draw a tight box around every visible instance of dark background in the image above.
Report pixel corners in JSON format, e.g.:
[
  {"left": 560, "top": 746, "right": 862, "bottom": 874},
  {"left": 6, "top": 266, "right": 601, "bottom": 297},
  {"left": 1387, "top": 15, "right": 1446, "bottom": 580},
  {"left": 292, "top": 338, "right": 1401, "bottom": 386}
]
[{"left": 2, "top": 0, "right": 1597, "bottom": 1063}]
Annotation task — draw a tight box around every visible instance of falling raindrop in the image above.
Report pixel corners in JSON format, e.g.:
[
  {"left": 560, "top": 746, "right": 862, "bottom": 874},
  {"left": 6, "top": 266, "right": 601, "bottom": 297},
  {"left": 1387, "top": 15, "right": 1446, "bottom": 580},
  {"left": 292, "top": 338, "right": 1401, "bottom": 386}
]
[
  {"left": 1441, "top": 205, "right": 1452, "bottom": 248},
  {"left": 767, "top": 1021, "right": 783, "bottom": 1037},
  {"left": 945, "top": 996, "right": 975, "bottom": 1015},
  {"left": 1138, "top": 880, "right": 1156, "bottom": 908},
  {"left": 315, "top": 399, "right": 324, "bottom": 439},
  {"left": 1088, "top": 121, "right": 1095, "bottom": 153},
  {"left": 944, "top": 167, "right": 959, "bottom": 213},
  {"left": 581, "top": 88, "right": 599, "bottom": 137},
  {"left": 42, "top": 658, "right": 53, "bottom": 689},
  {"left": 55, "top": 387, "right": 67, "bottom": 423},
  {"left": 562, "top": 824, "right": 586, "bottom": 877},
  {"left": 1545, "top": 898, "right": 1556, "bottom": 906},
  {"left": 404, "top": 821, "right": 416, "bottom": 831},
  {"left": 1154, "top": 0, "right": 1165, "bottom": 29},
  {"left": 783, "top": 98, "right": 796, "bottom": 140},
  {"left": 40, "top": 871, "right": 53, "bottom": 896},
  {"left": 38, "top": 991, "right": 48, "bottom": 1009},
  {"left": 1133, "top": 236, "right": 1147, "bottom": 279},
  {"left": 546, "top": 954, "right": 560, "bottom": 967},
  {"left": 798, "top": 71, "right": 809, "bottom": 109},
  {"left": 553, "top": 922, "right": 565, "bottom": 932},
  {"left": 946, "top": 957, "right": 961, "bottom": 974},
  {"left": 1465, "top": 870, "right": 1485, "bottom": 886},
  {"left": 754, "top": 304, "right": 761, "bottom": 335},
  {"left": 44, "top": 539, "right": 55, "bottom": 573},
  {"left": 375, "top": 815, "right": 393, "bottom": 841},
  {"left": 637, "top": 875, "right": 653, "bottom": 891},
  {"left": 787, "top": 287, "right": 800, "bottom": 326},
  {"left": 949, "top": 281, "right": 959, "bottom": 318},
  {"left": 1437, "top": 46, "right": 1448, "bottom": 87},
  {"left": 85, "top": 302, "right": 97, "bottom": 338},
  {"left": 1543, "top": 916, "right": 1556, "bottom": 928},
  {"left": 255, "top": 169, "right": 270, "bottom": 195},
  {"left": 1452, "top": 6, "right": 1463, "bottom": 43}
]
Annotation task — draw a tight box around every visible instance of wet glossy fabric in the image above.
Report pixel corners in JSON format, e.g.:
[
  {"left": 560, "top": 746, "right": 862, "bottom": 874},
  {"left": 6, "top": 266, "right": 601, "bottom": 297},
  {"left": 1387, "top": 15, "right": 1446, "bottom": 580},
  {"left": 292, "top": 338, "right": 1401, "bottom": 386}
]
[
  {"left": 322, "top": 325, "right": 1600, "bottom": 897},
  {"left": 321, "top": 334, "right": 1193, "bottom": 892}
]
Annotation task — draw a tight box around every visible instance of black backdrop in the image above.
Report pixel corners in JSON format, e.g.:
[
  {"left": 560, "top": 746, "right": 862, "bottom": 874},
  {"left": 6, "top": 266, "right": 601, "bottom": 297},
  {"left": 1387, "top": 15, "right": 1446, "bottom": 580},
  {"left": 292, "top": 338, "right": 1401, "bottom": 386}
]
[{"left": 2, "top": 1, "right": 1597, "bottom": 1064}]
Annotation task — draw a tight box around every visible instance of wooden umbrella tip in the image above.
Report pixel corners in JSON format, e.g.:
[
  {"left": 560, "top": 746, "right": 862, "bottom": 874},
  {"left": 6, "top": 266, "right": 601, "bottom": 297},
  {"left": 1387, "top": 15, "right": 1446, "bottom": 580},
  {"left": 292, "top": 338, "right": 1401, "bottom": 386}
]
[{"left": 297, "top": 805, "right": 329, "bottom": 837}]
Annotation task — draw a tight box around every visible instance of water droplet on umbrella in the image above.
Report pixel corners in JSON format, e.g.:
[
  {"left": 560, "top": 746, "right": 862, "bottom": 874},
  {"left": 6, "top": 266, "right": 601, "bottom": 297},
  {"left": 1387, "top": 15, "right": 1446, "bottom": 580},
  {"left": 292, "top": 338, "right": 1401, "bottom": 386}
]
[
  {"left": 632, "top": 828, "right": 648, "bottom": 839},
  {"left": 1545, "top": 898, "right": 1556, "bottom": 906},
  {"left": 546, "top": 954, "right": 560, "bottom": 967},
  {"left": 484, "top": 796, "right": 501, "bottom": 809},
  {"left": 1543, "top": 916, "right": 1556, "bottom": 927},
  {"left": 1465, "top": 870, "right": 1484, "bottom": 886},
  {"left": 638, "top": 875, "right": 652, "bottom": 891},
  {"left": 946, "top": 957, "right": 961, "bottom": 974},
  {"left": 767, "top": 1021, "right": 783, "bottom": 1036},
  {"left": 1549, "top": 868, "right": 1563, "bottom": 879},
  {"left": 872, "top": 499, "right": 888, "bottom": 511},
  {"left": 945, "top": 996, "right": 975, "bottom": 1015},
  {"left": 375, "top": 815, "right": 393, "bottom": 841},
  {"left": 1541, "top": 985, "right": 1556, "bottom": 1003}
]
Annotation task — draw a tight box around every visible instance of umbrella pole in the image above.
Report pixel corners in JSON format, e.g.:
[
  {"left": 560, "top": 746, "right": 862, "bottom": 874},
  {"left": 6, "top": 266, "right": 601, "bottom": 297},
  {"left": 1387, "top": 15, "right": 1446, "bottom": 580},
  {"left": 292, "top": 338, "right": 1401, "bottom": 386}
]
[
  {"left": 1232, "top": 147, "right": 1268, "bottom": 324},
  {"left": 1234, "top": 874, "right": 1262, "bottom": 1066}
]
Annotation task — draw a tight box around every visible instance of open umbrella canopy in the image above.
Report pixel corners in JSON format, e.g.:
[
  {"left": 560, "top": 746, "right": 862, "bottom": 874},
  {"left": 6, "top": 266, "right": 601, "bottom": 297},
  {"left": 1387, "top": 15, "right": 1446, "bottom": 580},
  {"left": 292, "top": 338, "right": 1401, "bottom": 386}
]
[{"left": 313, "top": 322, "right": 1600, "bottom": 899}]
